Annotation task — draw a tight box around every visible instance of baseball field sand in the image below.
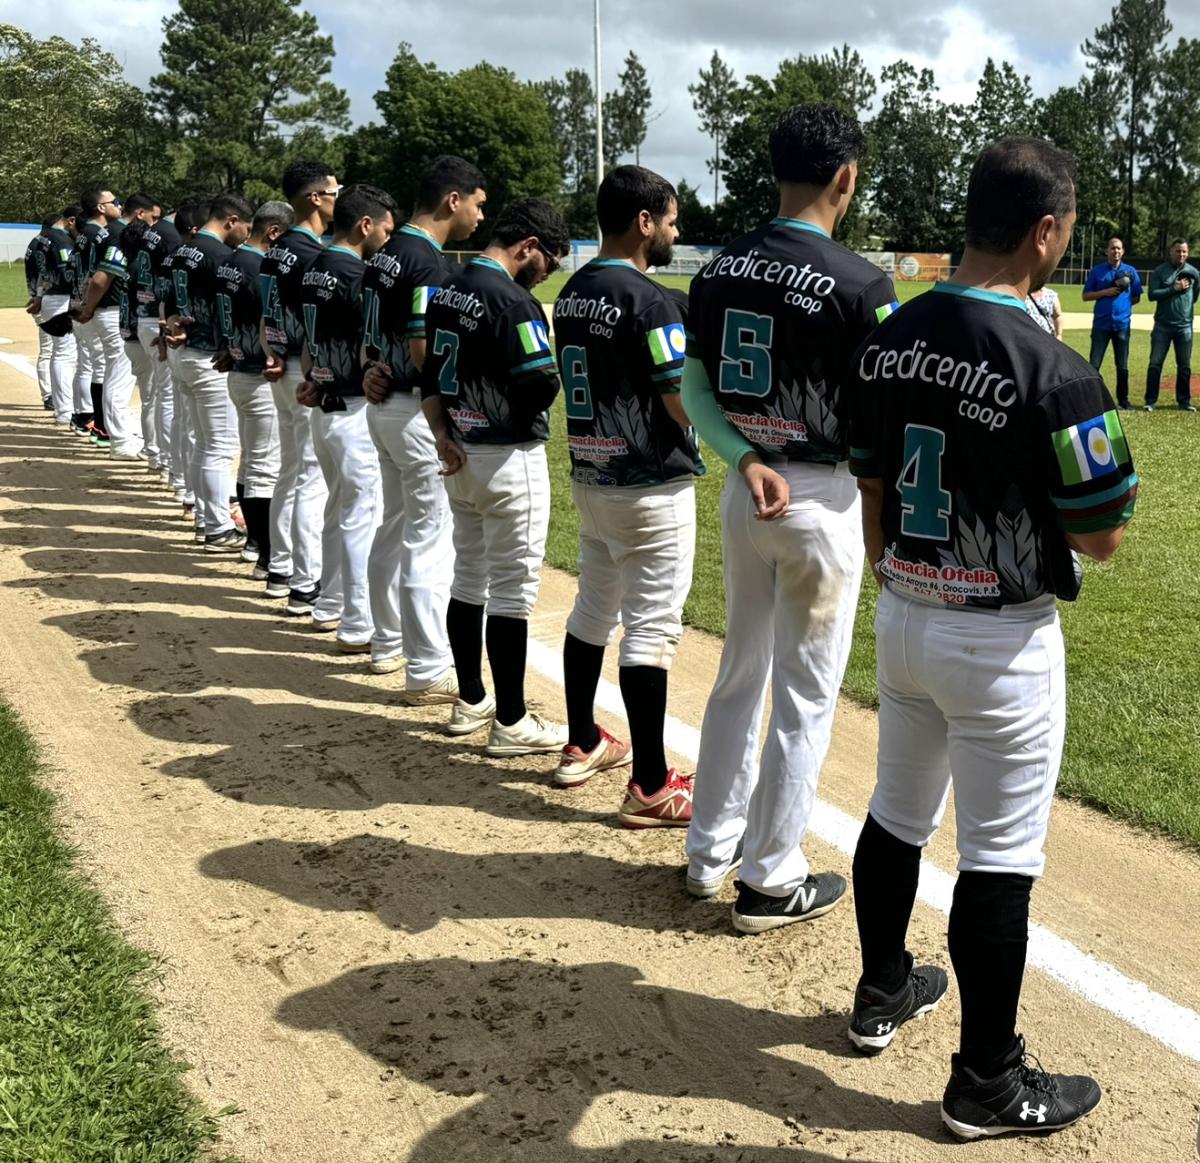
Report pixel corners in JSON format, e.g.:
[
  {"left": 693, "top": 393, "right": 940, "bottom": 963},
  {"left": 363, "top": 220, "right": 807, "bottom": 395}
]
[{"left": 0, "top": 307, "right": 1197, "bottom": 1161}]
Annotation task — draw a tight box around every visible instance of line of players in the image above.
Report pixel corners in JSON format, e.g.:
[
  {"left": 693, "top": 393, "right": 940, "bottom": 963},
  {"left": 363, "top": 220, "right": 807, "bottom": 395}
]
[{"left": 22, "top": 103, "right": 1137, "bottom": 1142}]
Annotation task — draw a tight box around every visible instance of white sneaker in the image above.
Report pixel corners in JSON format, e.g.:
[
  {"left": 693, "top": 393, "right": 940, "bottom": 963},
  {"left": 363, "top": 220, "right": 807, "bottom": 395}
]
[
  {"left": 447, "top": 695, "right": 496, "bottom": 736},
  {"left": 111, "top": 449, "right": 142, "bottom": 461},
  {"left": 486, "top": 712, "right": 569, "bottom": 757},
  {"left": 400, "top": 671, "right": 459, "bottom": 706},
  {"left": 369, "top": 654, "right": 405, "bottom": 675}
]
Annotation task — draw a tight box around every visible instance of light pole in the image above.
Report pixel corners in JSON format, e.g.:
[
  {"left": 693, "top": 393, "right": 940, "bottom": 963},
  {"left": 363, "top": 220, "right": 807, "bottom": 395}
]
[{"left": 594, "top": 0, "right": 603, "bottom": 238}]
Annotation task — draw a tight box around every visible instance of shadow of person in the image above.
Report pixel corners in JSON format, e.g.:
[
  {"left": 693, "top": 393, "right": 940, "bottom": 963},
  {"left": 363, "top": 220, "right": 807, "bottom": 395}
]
[{"left": 277, "top": 957, "right": 934, "bottom": 1161}]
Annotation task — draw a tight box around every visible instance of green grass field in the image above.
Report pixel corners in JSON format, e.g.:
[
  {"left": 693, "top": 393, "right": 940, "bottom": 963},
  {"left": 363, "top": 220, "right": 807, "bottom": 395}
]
[
  {"left": 0, "top": 700, "right": 236, "bottom": 1161},
  {"left": 539, "top": 276, "right": 1200, "bottom": 850}
]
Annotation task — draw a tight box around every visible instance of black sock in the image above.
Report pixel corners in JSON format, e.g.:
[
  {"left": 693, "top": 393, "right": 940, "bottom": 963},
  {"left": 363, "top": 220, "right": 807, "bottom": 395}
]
[
  {"left": 486, "top": 615, "right": 528, "bottom": 726},
  {"left": 236, "top": 480, "right": 246, "bottom": 504},
  {"left": 852, "top": 813, "right": 921, "bottom": 994},
  {"left": 89, "top": 384, "right": 107, "bottom": 435},
  {"left": 563, "top": 634, "right": 603, "bottom": 750},
  {"left": 619, "top": 665, "right": 668, "bottom": 795},
  {"left": 446, "top": 599, "right": 485, "bottom": 705},
  {"left": 949, "top": 870, "right": 1032, "bottom": 1078},
  {"left": 242, "top": 497, "right": 270, "bottom": 564}
]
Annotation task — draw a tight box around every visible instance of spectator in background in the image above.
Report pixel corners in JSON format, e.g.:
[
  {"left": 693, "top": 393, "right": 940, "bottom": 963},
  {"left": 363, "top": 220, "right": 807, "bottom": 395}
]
[
  {"left": 1025, "top": 285, "right": 1063, "bottom": 338},
  {"left": 1144, "top": 237, "right": 1199, "bottom": 412},
  {"left": 1082, "top": 237, "right": 1142, "bottom": 410}
]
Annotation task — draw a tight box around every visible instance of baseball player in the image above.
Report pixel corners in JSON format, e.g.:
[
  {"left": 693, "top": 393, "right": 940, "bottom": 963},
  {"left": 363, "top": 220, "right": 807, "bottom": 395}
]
[
  {"left": 115, "top": 195, "right": 163, "bottom": 466},
  {"left": 216, "top": 200, "right": 295, "bottom": 588},
  {"left": 682, "top": 104, "right": 898, "bottom": 930},
  {"left": 361, "top": 155, "right": 487, "bottom": 692},
  {"left": 846, "top": 138, "right": 1135, "bottom": 1139},
  {"left": 552, "top": 165, "right": 702, "bottom": 826},
  {"left": 24, "top": 217, "right": 56, "bottom": 411},
  {"left": 420, "top": 198, "right": 570, "bottom": 756},
  {"left": 28, "top": 208, "right": 79, "bottom": 426},
  {"left": 297, "top": 184, "right": 396, "bottom": 649},
  {"left": 162, "top": 191, "right": 254, "bottom": 551},
  {"left": 260, "top": 160, "right": 338, "bottom": 615}
]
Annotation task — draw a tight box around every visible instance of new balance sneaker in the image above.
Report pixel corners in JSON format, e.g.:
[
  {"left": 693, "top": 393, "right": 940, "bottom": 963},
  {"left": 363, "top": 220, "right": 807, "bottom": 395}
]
[
  {"left": 847, "top": 954, "right": 949, "bottom": 1055},
  {"left": 204, "top": 528, "right": 247, "bottom": 553},
  {"left": 284, "top": 587, "right": 319, "bottom": 616},
  {"left": 554, "top": 726, "right": 631, "bottom": 788},
  {"left": 400, "top": 671, "right": 459, "bottom": 706},
  {"left": 617, "top": 769, "right": 694, "bottom": 829},
  {"left": 264, "top": 573, "right": 290, "bottom": 599},
  {"left": 685, "top": 837, "right": 745, "bottom": 899},
  {"left": 447, "top": 694, "right": 496, "bottom": 736},
  {"left": 730, "top": 872, "right": 847, "bottom": 933},
  {"left": 941, "top": 1037, "right": 1102, "bottom": 1140},
  {"left": 369, "top": 654, "right": 405, "bottom": 675},
  {"left": 335, "top": 639, "right": 371, "bottom": 654},
  {"left": 486, "top": 712, "right": 569, "bottom": 756}
]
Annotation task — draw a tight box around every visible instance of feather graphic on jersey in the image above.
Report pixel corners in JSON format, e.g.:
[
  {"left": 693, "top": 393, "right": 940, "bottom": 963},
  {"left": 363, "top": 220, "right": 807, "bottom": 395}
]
[
  {"left": 478, "top": 379, "right": 512, "bottom": 431},
  {"left": 953, "top": 491, "right": 995, "bottom": 570},
  {"left": 994, "top": 492, "right": 1039, "bottom": 602}
]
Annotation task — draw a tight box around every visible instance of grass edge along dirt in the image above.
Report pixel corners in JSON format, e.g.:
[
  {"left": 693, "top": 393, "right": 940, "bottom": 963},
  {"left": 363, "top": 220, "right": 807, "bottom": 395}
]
[{"left": 0, "top": 698, "right": 240, "bottom": 1162}]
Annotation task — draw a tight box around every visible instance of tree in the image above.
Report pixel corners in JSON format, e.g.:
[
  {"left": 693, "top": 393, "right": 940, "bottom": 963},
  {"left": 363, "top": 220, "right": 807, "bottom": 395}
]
[
  {"left": 1139, "top": 37, "right": 1200, "bottom": 253},
  {"left": 0, "top": 26, "right": 140, "bottom": 220},
  {"left": 674, "top": 178, "right": 722, "bottom": 243},
  {"left": 869, "top": 62, "right": 962, "bottom": 251},
  {"left": 689, "top": 51, "right": 739, "bottom": 205},
  {"left": 151, "top": 0, "right": 350, "bottom": 192},
  {"left": 606, "top": 51, "right": 652, "bottom": 165},
  {"left": 1083, "top": 0, "right": 1172, "bottom": 244}
]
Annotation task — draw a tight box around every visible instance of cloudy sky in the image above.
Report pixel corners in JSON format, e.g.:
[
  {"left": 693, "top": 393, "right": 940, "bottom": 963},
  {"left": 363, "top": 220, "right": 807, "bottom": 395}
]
[{"left": 5, "top": 0, "right": 1199, "bottom": 200}]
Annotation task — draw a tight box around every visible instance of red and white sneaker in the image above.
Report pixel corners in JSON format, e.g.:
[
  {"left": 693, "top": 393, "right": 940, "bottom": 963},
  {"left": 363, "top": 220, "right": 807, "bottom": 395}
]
[
  {"left": 617, "top": 769, "right": 694, "bottom": 829},
  {"left": 554, "top": 726, "right": 631, "bottom": 788}
]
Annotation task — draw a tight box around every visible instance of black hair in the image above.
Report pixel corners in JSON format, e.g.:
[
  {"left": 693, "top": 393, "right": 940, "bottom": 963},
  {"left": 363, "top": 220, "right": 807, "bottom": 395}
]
[
  {"left": 122, "top": 219, "right": 149, "bottom": 245},
  {"left": 1170, "top": 237, "right": 1189, "bottom": 249},
  {"left": 769, "top": 103, "right": 865, "bottom": 186},
  {"left": 490, "top": 197, "right": 570, "bottom": 257},
  {"left": 61, "top": 204, "right": 82, "bottom": 222},
  {"left": 40, "top": 214, "right": 58, "bottom": 231},
  {"left": 124, "top": 192, "right": 159, "bottom": 215},
  {"left": 333, "top": 184, "right": 398, "bottom": 232},
  {"left": 965, "top": 138, "right": 1076, "bottom": 254},
  {"left": 79, "top": 186, "right": 108, "bottom": 218},
  {"left": 208, "top": 190, "right": 255, "bottom": 222},
  {"left": 175, "top": 196, "right": 212, "bottom": 235},
  {"left": 596, "top": 165, "right": 677, "bottom": 236},
  {"left": 281, "top": 159, "right": 335, "bottom": 201},
  {"left": 415, "top": 155, "right": 486, "bottom": 213}
]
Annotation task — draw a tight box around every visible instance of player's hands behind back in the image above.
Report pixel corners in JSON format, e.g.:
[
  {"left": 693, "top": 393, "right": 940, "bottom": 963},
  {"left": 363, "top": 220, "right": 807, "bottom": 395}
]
[
  {"left": 738, "top": 453, "right": 789, "bottom": 520},
  {"left": 435, "top": 433, "right": 467, "bottom": 477}
]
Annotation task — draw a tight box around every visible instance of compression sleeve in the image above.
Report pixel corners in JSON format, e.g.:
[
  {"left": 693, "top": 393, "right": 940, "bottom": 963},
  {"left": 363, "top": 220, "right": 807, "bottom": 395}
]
[{"left": 681, "top": 355, "right": 753, "bottom": 470}]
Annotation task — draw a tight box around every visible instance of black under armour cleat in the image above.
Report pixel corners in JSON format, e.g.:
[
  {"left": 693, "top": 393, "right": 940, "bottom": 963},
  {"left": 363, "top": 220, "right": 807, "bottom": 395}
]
[
  {"left": 941, "top": 1036, "right": 1102, "bottom": 1140},
  {"left": 847, "top": 954, "right": 948, "bottom": 1054}
]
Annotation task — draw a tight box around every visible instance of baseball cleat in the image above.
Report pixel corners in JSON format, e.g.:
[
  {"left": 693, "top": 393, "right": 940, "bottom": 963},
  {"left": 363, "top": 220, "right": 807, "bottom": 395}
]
[
  {"left": 847, "top": 954, "right": 948, "bottom": 1054},
  {"left": 311, "top": 618, "right": 340, "bottom": 633},
  {"left": 240, "top": 542, "right": 260, "bottom": 563},
  {"left": 284, "top": 586, "right": 319, "bottom": 616},
  {"left": 617, "top": 769, "right": 694, "bottom": 829},
  {"left": 251, "top": 564, "right": 269, "bottom": 581},
  {"left": 730, "top": 872, "right": 847, "bottom": 932},
  {"left": 685, "top": 837, "right": 745, "bottom": 899},
  {"left": 486, "top": 712, "right": 569, "bottom": 756},
  {"left": 941, "top": 1037, "right": 1101, "bottom": 1140},
  {"left": 204, "top": 528, "right": 247, "bottom": 553},
  {"left": 554, "top": 726, "right": 631, "bottom": 787},
  {"left": 335, "top": 639, "right": 371, "bottom": 654},
  {"left": 447, "top": 694, "right": 496, "bottom": 736},
  {"left": 400, "top": 671, "right": 460, "bottom": 706},
  {"left": 263, "top": 573, "right": 291, "bottom": 599},
  {"left": 369, "top": 654, "right": 405, "bottom": 675}
]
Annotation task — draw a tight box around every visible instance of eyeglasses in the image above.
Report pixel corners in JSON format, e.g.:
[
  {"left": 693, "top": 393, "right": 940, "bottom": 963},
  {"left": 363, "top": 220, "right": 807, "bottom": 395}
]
[
  {"left": 99, "top": 198, "right": 122, "bottom": 208},
  {"left": 313, "top": 185, "right": 343, "bottom": 200},
  {"left": 537, "top": 242, "right": 565, "bottom": 274}
]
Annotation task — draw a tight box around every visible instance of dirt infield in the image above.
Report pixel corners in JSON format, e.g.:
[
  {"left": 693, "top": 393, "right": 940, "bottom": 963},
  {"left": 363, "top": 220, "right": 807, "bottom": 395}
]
[{"left": 0, "top": 308, "right": 1198, "bottom": 1161}]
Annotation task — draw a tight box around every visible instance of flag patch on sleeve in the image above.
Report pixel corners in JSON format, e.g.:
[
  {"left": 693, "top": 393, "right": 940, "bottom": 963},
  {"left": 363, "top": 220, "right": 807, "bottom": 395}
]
[
  {"left": 517, "top": 319, "right": 550, "bottom": 355},
  {"left": 412, "top": 286, "right": 436, "bottom": 315},
  {"left": 1052, "top": 410, "right": 1129, "bottom": 485},
  {"left": 647, "top": 322, "right": 686, "bottom": 365},
  {"left": 875, "top": 301, "right": 900, "bottom": 324}
]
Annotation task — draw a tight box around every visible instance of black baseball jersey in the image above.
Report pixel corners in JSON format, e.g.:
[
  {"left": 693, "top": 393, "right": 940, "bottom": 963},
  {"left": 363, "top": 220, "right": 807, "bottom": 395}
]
[
  {"left": 260, "top": 225, "right": 324, "bottom": 359},
  {"left": 41, "top": 227, "right": 76, "bottom": 298},
  {"left": 553, "top": 259, "right": 702, "bottom": 486},
  {"left": 849, "top": 283, "right": 1138, "bottom": 609},
  {"left": 117, "top": 223, "right": 152, "bottom": 338},
  {"left": 217, "top": 245, "right": 268, "bottom": 374},
  {"left": 361, "top": 225, "right": 451, "bottom": 393},
  {"left": 687, "top": 217, "right": 897, "bottom": 463},
  {"left": 420, "top": 256, "right": 559, "bottom": 445},
  {"left": 24, "top": 232, "right": 52, "bottom": 298},
  {"left": 299, "top": 244, "right": 365, "bottom": 396},
  {"left": 73, "top": 221, "right": 128, "bottom": 310},
  {"left": 170, "top": 229, "right": 232, "bottom": 351},
  {"left": 143, "top": 220, "right": 182, "bottom": 320}
]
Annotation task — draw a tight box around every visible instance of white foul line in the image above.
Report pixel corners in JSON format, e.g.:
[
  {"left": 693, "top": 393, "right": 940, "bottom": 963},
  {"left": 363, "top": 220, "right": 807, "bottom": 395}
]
[
  {"left": 0, "top": 350, "right": 37, "bottom": 379},
  {"left": 524, "top": 638, "right": 1200, "bottom": 1067}
]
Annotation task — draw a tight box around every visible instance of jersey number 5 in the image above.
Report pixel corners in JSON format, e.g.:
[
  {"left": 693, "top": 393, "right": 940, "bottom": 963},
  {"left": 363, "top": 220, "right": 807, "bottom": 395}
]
[
  {"left": 432, "top": 330, "right": 460, "bottom": 397},
  {"left": 560, "top": 345, "right": 593, "bottom": 420},
  {"left": 898, "top": 424, "right": 951, "bottom": 540},
  {"left": 719, "top": 309, "right": 773, "bottom": 397}
]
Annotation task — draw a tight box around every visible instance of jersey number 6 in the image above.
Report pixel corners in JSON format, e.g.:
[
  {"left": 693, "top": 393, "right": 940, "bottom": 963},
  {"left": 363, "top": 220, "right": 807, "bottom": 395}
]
[{"left": 560, "top": 345, "right": 593, "bottom": 420}]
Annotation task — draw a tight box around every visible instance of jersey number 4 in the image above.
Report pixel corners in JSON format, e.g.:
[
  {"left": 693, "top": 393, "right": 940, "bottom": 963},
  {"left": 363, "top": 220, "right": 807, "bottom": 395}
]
[
  {"left": 560, "top": 345, "right": 593, "bottom": 420},
  {"left": 719, "top": 309, "right": 773, "bottom": 397},
  {"left": 898, "top": 424, "right": 951, "bottom": 540}
]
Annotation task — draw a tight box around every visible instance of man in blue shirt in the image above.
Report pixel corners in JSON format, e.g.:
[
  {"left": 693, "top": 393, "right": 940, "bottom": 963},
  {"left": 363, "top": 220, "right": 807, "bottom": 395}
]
[{"left": 1082, "top": 237, "right": 1142, "bottom": 410}]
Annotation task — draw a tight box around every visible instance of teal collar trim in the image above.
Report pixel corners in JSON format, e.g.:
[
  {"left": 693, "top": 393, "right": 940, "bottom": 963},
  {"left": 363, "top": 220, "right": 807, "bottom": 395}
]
[
  {"left": 591, "top": 257, "right": 639, "bottom": 269},
  {"left": 473, "top": 255, "right": 513, "bottom": 280},
  {"left": 771, "top": 217, "right": 831, "bottom": 239},
  {"left": 238, "top": 243, "right": 263, "bottom": 255},
  {"left": 198, "top": 229, "right": 224, "bottom": 243},
  {"left": 400, "top": 224, "right": 443, "bottom": 252},
  {"left": 327, "top": 244, "right": 362, "bottom": 260},
  {"left": 932, "top": 282, "right": 1026, "bottom": 311},
  {"left": 291, "top": 225, "right": 322, "bottom": 241}
]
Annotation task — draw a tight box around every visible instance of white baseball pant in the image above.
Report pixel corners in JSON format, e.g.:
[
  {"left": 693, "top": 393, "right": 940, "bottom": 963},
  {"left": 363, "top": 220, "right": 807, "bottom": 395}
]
[
  {"left": 565, "top": 478, "right": 696, "bottom": 668},
  {"left": 93, "top": 307, "right": 139, "bottom": 454},
  {"left": 227, "top": 371, "right": 282, "bottom": 499},
  {"left": 868, "top": 587, "right": 1064, "bottom": 878},
  {"left": 446, "top": 442, "right": 550, "bottom": 619},
  {"left": 125, "top": 335, "right": 153, "bottom": 458},
  {"left": 35, "top": 326, "right": 52, "bottom": 403},
  {"left": 38, "top": 296, "right": 76, "bottom": 423},
  {"left": 166, "top": 346, "right": 197, "bottom": 507},
  {"left": 366, "top": 391, "right": 454, "bottom": 680},
  {"left": 311, "top": 397, "right": 382, "bottom": 643},
  {"left": 138, "top": 321, "right": 174, "bottom": 476},
  {"left": 72, "top": 316, "right": 101, "bottom": 415},
  {"left": 686, "top": 461, "right": 864, "bottom": 897},
  {"left": 174, "top": 348, "right": 237, "bottom": 535},
  {"left": 270, "top": 368, "right": 326, "bottom": 590}
]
